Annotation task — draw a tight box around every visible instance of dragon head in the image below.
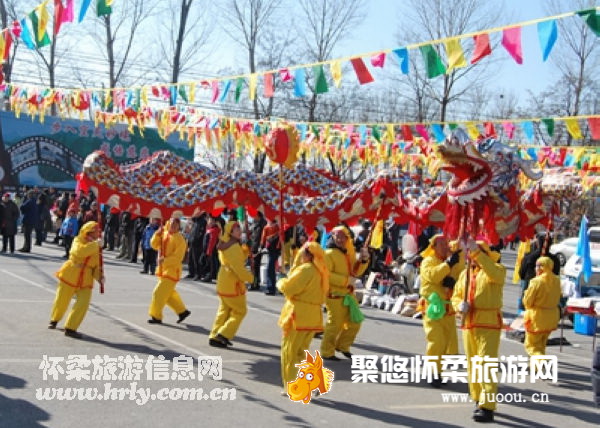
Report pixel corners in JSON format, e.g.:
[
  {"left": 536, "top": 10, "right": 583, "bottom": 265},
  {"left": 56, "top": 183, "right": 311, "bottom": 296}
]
[{"left": 437, "top": 136, "right": 493, "bottom": 205}]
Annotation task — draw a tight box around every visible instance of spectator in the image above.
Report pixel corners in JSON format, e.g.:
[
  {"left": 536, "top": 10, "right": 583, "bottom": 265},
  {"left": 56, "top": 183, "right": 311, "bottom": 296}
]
[
  {"left": 249, "top": 211, "right": 267, "bottom": 291},
  {"left": 19, "top": 191, "right": 38, "bottom": 253},
  {"left": 140, "top": 218, "right": 160, "bottom": 275},
  {"left": 201, "top": 217, "right": 221, "bottom": 282},
  {"left": 130, "top": 216, "right": 149, "bottom": 264},
  {"left": 60, "top": 210, "right": 79, "bottom": 258},
  {"left": 1, "top": 193, "right": 19, "bottom": 253}
]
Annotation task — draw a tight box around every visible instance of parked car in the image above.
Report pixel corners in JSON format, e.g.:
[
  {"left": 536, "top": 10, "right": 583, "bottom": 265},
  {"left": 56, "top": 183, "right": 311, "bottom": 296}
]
[
  {"left": 550, "top": 237, "right": 579, "bottom": 267},
  {"left": 561, "top": 252, "right": 600, "bottom": 299}
]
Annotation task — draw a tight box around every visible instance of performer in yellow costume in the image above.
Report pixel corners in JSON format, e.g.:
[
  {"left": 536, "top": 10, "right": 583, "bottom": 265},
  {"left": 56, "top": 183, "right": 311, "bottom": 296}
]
[
  {"left": 209, "top": 221, "right": 254, "bottom": 348},
  {"left": 523, "top": 256, "right": 561, "bottom": 356},
  {"left": 148, "top": 217, "right": 190, "bottom": 324},
  {"left": 419, "top": 234, "right": 464, "bottom": 387},
  {"left": 278, "top": 242, "right": 329, "bottom": 389},
  {"left": 320, "top": 225, "right": 370, "bottom": 361},
  {"left": 452, "top": 241, "right": 506, "bottom": 424},
  {"left": 48, "top": 221, "right": 103, "bottom": 338}
]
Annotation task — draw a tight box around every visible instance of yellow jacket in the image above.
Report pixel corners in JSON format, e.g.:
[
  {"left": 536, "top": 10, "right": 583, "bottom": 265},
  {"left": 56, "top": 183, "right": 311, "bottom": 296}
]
[
  {"left": 325, "top": 247, "right": 369, "bottom": 297},
  {"left": 217, "top": 243, "right": 254, "bottom": 297},
  {"left": 278, "top": 263, "right": 325, "bottom": 333},
  {"left": 420, "top": 254, "right": 464, "bottom": 316},
  {"left": 452, "top": 250, "right": 506, "bottom": 330},
  {"left": 56, "top": 237, "right": 101, "bottom": 289},
  {"left": 151, "top": 230, "right": 187, "bottom": 281},
  {"left": 523, "top": 273, "right": 561, "bottom": 334}
]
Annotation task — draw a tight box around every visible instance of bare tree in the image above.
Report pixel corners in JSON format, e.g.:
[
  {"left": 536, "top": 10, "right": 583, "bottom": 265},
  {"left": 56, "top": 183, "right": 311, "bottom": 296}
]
[
  {"left": 152, "top": 0, "right": 214, "bottom": 91},
  {"left": 395, "top": 0, "right": 502, "bottom": 122}
]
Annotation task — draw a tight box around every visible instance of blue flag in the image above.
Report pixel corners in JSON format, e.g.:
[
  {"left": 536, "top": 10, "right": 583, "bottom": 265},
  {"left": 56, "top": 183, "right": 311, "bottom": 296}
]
[
  {"left": 537, "top": 20, "right": 558, "bottom": 61},
  {"left": 320, "top": 228, "right": 329, "bottom": 249},
  {"left": 576, "top": 215, "right": 592, "bottom": 283}
]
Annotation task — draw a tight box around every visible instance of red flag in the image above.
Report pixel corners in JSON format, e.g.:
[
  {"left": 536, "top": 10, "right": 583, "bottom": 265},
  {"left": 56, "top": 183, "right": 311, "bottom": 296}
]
[
  {"left": 402, "top": 124, "right": 414, "bottom": 142},
  {"left": 54, "top": 0, "right": 65, "bottom": 35},
  {"left": 471, "top": 33, "right": 491, "bottom": 64},
  {"left": 350, "top": 57, "right": 375, "bottom": 85},
  {"left": 484, "top": 122, "right": 496, "bottom": 138},
  {"left": 385, "top": 247, "right": 393, "bottom": 265},
  {"left": 587, "top": 117, "right": 600, "bottom": 140}
]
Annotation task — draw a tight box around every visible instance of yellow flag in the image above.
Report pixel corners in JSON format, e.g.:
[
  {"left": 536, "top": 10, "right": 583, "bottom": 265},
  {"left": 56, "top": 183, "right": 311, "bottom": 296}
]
[
  {"left": 386, "top": 124, "right": 395, "bottom": 143},
  {"left": 37, "top": 1, "right": 50, "bottom": 43},
  {"left": 445, "top": 38, "right": 467, "bottom": 71},
  {"left": 465, "top": 122, "right": 480, "bottom": 140},
  {"left": 564, "top": 118, "right": 583, "bottom": 140},
  {"left": 249, "top": 73, "right": 257, "bottom": 100},
  {"left": 189, "top": 82, "right": 196, "bottom": 103},
  {"left": 330, "top": 60, "right": 342, "bottom": 87},
  {"left": 370, "top": 220, "right": 384, "bottom": 250}
]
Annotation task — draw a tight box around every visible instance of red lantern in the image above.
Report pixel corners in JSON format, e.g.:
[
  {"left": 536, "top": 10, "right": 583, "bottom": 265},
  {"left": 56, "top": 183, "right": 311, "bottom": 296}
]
[{"left": 265, "top": 125, "right": 299, "bottom": 169}]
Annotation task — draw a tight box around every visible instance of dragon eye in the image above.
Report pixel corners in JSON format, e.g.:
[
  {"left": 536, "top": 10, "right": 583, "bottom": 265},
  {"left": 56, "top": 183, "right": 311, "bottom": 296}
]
[
  {"left": 305, "top": 373, "right": 314, "bottom": 381},
  {"left": 298, "top": 371, "right": 305, "bottom": 378}
]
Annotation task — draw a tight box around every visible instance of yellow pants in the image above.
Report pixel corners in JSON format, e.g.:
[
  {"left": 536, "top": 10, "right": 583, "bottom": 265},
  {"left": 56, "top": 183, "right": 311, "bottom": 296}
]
[
  {"left": 524, "top": 332, "right": 550, "bottom": 356},
  {"left": 423, "top": 314, "right": 458, "bottom": 372},
  {"left": 320, "top": 297, "right": 360, "bottom": 356},
  {"left": 148, "top": 278, "right": 186, "bottom": 321},
  {"left": 281, "top": 330, "right": 315, "bottom": 388},
  {"left": 210, "top": 295, "right": 247, "bottom": 340},
  {"left": 50, "top": 282, "right": 92, "bottom": 331},
  {"left": 463, "top": 328, "right": 501, "bottom": 411}
]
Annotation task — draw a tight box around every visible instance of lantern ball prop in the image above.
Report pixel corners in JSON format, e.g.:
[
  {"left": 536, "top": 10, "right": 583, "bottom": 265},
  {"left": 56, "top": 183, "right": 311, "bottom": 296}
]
[{"left": 265, "top": 124, "right": 300, "bottom": 168}]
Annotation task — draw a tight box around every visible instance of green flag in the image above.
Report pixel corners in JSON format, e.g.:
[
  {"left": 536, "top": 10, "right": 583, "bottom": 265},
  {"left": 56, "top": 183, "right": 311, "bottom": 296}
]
[
  {"left": 371, "top": 125, "right": 381, "bottom": 143},
  {"left": 577, "top": 9, "right": 600, "bottom": 37},
  {"left": 28, "top": 11, "right": 51, "bottom": 48},
  {"left": 313, "top": 65, "right": 328, "bottom": 94},
  {"left": 235, "top": 78, "right": 244, "bottom": 103},
  {"left": 542, "top": 118, "right": 555, "bottom": 137},
  {"left": 236, "top": 207, "right": 246, "bottom": 222},
  {"left": 419, "top": 44, "right": 446, "bottom": 78},
  {"left": 449, "top": 123, "right": 458, "bottom": 130},
  {"left": 97, "top": 0, "right": 113, "bottom": 17},
  {"left": 178, "top": 85, "right": 188, "bottom": 103}
]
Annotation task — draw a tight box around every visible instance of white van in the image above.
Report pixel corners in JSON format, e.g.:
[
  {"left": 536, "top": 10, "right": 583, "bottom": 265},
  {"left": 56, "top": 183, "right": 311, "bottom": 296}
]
[{"left": 562, "top": 252, "right": 600, "bottom": 298}]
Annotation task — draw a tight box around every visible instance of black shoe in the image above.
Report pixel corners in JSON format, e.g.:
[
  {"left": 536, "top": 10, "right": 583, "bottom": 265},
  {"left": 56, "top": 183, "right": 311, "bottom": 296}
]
[
  {"left": 140, "top": 270, "right": 148, "bottom": 274},
  {"left": 64, "top": 329, "right": 82, "bottom": 339},
  {"left": 18, "top": 248, "right": 30, "bottom": 253},
  {"left": 129, "top": 260, "right": 137, "bottom": 263},
  {"left": 341, "top": 351, "right": 352, "bottom": 359},
  {"left": 217, "top": 333, "right": 233, "bottom": 346},
  {"left": 209, "top": 337, "right": 228, "bottom": 348},
  {"left": 264, "top": 290, "right": 276, "bottom": 296},
  {"left": 322, "top": 355, "right": 341, "bottom": 361},
  {"left": 314, "top": 332, "right": 323, "bottom": 339},
  {"left": 473, "top": 408, "right": 494, "bottom": 423},
  {"left": 147, "top": 317, "right": 162, "bottom": 324},
  {"left": 48, "top": 321, "right": 57, "bottom": 329},
  {"left": 193, "top": 276, "right": 202, "bottom": 281},
  {"left": 177, "top": 310, "right": 191, "bottom": 324},
  {"left": 184, "top": 274, "right": 194, "bottom": 279},
  {"left": 201, "top": 276, "right": 212, "bottom": 282}
]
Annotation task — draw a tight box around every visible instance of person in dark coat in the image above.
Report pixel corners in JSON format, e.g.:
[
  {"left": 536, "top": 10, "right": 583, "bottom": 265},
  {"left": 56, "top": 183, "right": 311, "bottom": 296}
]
[
  {"left": 35, "top": 194, "right": 51, "bottom": 246},
  {"left": 518, "top": 233, "right": 561, "bottom": 312},
  {"left": 186, "top": 213, "right": 207, "bottom": 279},
  {"left": 2, "top": 193, "right": 20, "bottom": 253},
  {"left": 130, "top": 216, "right": 149, "bottom": 263},
  {"left": 249, "top": 211, "right": 267, "bottom": 290},
  {"left": 19, "top": 191, "right": 38, "bottom": 252},
  {"left": 116, "top": 211, "right": 134, "bottom": 260}
]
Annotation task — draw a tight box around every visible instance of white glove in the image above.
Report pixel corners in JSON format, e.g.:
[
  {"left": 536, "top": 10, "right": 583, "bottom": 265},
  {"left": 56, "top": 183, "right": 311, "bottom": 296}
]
[
  {"left": 466, "top": 239, "right": 478, "bottom": 252},
  {"left": 458, "top": 301, "right": 470, "bottom": 314}
]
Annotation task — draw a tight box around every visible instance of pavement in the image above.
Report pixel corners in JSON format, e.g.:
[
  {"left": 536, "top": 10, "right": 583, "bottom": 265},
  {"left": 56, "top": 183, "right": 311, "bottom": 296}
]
[{"left": 0, "top": 237, "right": 598, "bottom": 427}]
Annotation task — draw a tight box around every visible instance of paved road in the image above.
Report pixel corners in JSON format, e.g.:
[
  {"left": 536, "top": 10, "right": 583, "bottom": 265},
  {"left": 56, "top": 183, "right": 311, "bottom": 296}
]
[{"left": 0, "top": 237, "right": 598, "bottom": 427}]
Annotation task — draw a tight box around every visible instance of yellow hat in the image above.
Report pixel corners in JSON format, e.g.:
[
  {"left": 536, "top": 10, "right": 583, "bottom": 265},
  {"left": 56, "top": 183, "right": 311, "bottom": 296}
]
[
  {"left": 421, "top": 234, "right": 444, "bottom": 258},
  {"left": 476, "top": 241, "right": 501, "bottom": 263},
  {"left": 79, "top": 221, "right": 99, "bottom": 237},
  {"left": 331, "top": 225, "right": 355, "bottom": 263},
  {"left": 536, "top": 256, "right": 554, "bottom": 274}
]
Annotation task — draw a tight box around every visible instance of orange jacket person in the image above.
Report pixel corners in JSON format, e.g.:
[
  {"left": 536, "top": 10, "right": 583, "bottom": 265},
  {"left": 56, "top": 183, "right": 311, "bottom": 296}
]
[
  {"left": 147, "top": 217, "right": 190, "bottom": 324},
  {"left": 48, "top": 221, "right": 103, "bottom": 338}
]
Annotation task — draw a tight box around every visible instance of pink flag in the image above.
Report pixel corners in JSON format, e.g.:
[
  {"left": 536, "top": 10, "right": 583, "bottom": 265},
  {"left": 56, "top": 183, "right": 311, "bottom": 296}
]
[
  {"left": 211, "top": 81, "right": 219, "bottom": 103},
  {"left": 63, "top": 0, "right": 74, "bottom": 23},
  {"left": 502, "top": 121, "right": 515, "bottom": 139},
  {"left": 415, "top": 124, "right": 430, "bottom": 141},
  {"left": 10, "top": 20, "right": 21, "bottom": 38},
  {"left": 263, "top": 73, "right": 274, "bottom": 98},
  {"left": 502, "top": 27, "right": 523, "bottom": 64},
  {"left": 54, "top": 0, "right": 65, "bottom": 35},
  {"left": 279, "top": 68, "right": 293, "bottom": 82},
  {"left": 370, "top": 53, "right": 386, "bottom": 68}
]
